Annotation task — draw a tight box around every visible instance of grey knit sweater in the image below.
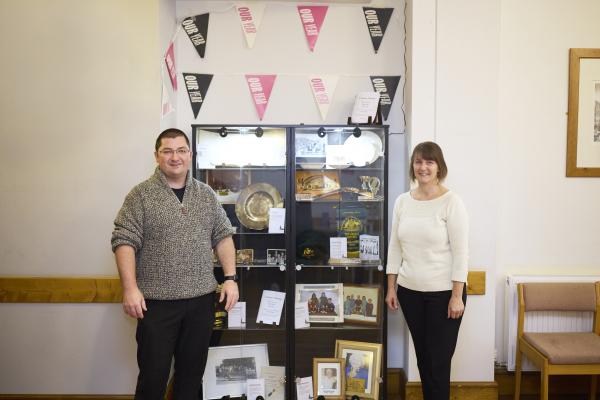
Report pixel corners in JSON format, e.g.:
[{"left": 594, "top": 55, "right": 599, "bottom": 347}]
[{"left": 111, "top": 167, "right": 235, "bottom": 300}]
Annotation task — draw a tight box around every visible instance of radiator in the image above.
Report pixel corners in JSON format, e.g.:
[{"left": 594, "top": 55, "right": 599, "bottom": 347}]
[{"left": 505, "top": 274, "right": 599, "bottom": 371}]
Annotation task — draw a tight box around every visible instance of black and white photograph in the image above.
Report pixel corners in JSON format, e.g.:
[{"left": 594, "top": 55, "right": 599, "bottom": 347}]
[
  {"left": 215, "top": 357, "right": 257, "bottom": 384},
  {"left": 295, "top": 283, "right": 344, "bottom": 323},
  {"left": 267, "top": 249, "right": 286, "bottom": 265},
  {"left": 359, "top": 234, "right": 380, "bottom": 263},
  {"left": 203, "top": 343, "right": 269, "bottom": 400}
]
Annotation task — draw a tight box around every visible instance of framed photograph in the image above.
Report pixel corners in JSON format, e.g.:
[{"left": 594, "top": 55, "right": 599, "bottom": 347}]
[
  {"left": 295, "top": 132, "right": 327, "bottom": 169},
  {"left": 295, "top": 283, "right": 344, "bottom": 323},
  {"left": 202, "top": 343, "right": 269, "bottom": 400},
  {"left": 334, "top": 340, "right": 382, "bottom": 400},
  {"left": 313, "top": 358, "right": 346, "bottom": 400},
  {"left": 267, "top": 249, "right": 286, "bottom": 265},
  {"left": 342, "top": 284, "right": 382, "bottom": 326},
  {"left": 236, "top": 249, "right": 254, "bottom": 265},
  {"left": 566, "top": 48, "right": 600, "bottom": 176}
]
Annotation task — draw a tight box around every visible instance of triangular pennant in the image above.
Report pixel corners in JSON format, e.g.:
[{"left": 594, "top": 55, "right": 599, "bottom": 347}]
[
  {"left": 297, "top": 5, "right": 328, "bottom": 52},
  {"left": 236, "top": 3, "right": 266, "bottom": 48},
  {"left": 363, "top": 7, "right": 393, "bottom": 53},
  {"left": 309, "top": 75, "right": 339, "bottom": 121},
  {"left": 182, "top": 73, "right": 213, "bottom": 119},
  {"left": 164, "top": 41, "right": 177, "bottom": 91},
  {"left": 370, "top": 75, "right": 401, "bottom": 120},
  {"left": 245, "top": 74, "right": 277, "bottom": 120},
  {"left": 161, "top": 80, "right": 174, "bottom": 118},
  {"left": 182, "top": 14, "right": 209, "bottom": 58}
]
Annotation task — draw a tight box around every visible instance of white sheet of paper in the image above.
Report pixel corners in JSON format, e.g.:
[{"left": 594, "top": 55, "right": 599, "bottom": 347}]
[
  {"left": 325, "top": 144, "right": 348, "bottom": 167},
  {"left": 351, "top": 91, "right": 381, "bottom": 123},
  {"left": 295, "top": 301, "right": 310, "bottom": 329},
  {"left": 268, "top": 207, "right": 285, "bottom": 233},
  {"left": 256, "top": 290, "right": 286, "bottom": 325},
  {"left": 296, "top": 376, "right": 314, "bottom": 400},
  {"left": 329, "top": 237, "right": 347, "bottom": 259},
  {"left": 261, "top": 366, "right": 285, "bottom": 400},
  {"left": 227, "top": 301, "right": 246, "bottom": 328},
  {"left": 247, "top": 378, "right": 266, "bottom": 400}
]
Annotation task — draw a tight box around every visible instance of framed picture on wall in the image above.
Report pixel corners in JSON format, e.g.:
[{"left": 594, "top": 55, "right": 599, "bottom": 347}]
[{"left": 566, "top": 48, "right": 600, "bottom": 177}]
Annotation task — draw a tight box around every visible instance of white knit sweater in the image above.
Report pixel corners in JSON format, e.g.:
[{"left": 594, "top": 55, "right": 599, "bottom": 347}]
[{"left": 386, "top": 191, "right": 469, "bottom": 292}]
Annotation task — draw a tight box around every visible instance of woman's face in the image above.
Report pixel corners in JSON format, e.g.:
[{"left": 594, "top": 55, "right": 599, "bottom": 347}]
[{"left": 413, "top": 154, "right": 439, "bottom": 186}]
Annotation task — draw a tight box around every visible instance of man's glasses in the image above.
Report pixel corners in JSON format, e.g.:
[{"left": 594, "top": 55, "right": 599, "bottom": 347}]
[{"left": 158, "top": 148, "right": 190, "bottom": 157}]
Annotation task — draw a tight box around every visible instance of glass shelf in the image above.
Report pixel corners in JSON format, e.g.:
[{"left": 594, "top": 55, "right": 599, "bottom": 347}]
[{"left": 295, "top": 264, "right": 383, "bottom": 270}]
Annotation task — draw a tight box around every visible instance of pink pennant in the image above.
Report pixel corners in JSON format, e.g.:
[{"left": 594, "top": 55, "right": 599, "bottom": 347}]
[
  {"left": 164, "top": 42, "right": 177, "bottom": 91},
  {"left": 297, "top": 5, "right": 328, "bottom": 52},
  {"left": 245, "top": 74, "right": 276, "bottom": 120}
]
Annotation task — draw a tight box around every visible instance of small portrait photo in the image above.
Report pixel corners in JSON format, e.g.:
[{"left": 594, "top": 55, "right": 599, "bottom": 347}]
[
  {"left": 267, "top": 249, "right": 286, "bottom": 265},
  {"left": 295, "top": 283, "right": 344, "bottom": 323},
  {"left": 313, "top": 358, "right": 345, "bottom": 399},
  {"left": 236, "top": 249, "right": 254, "bottom": 265},
  {"left": 342, "top": 285, "right": 381, "bottom": 326}
]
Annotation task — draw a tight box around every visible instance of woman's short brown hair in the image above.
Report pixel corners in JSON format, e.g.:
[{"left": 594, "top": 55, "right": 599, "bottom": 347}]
[{"left": 409, "top": 141, "right": 448, "bottom": 181}]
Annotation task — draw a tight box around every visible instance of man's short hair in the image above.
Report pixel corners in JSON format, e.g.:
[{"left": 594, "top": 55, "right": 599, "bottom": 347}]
[{"left": 155, "top": 128, "right": 190, "bottom": 151}]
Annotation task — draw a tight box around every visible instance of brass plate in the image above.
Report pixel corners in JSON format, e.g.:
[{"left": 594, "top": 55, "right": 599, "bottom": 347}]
[{"left": 235, "top": 183, "right": 283, "bottom": 230}]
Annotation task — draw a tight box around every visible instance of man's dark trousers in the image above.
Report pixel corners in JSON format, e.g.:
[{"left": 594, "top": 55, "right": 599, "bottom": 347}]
[{"left": 135, "top": 293, "right": 214, "bottom": 400}]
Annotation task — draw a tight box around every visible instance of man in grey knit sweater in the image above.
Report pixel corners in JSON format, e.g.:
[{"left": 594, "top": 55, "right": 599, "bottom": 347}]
[{"left": 111, "top": 128, "right": 238, "bottom": 400}]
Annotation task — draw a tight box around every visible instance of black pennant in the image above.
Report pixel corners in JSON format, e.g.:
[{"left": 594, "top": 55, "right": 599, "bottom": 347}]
[
  {"left": 370, "top": 75, "right": 401, "bottom": 120},
  {"left": 182, "top": 73, "right": 213, "bottom": 119},
  {"left": 182, "top": 14, "right": 209, "bottom": 58},
  {"left": 363, "top": 7, "right": 394, "bottom": 54}
]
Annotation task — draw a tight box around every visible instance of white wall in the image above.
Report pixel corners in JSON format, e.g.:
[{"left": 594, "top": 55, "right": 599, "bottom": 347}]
[
  {"left": 0, "top": 0, "right": 160, "bottom": 394},
  {"left": 405, "top": 0, "right": 498, "bottom": 382},
  {"left": 495, "top": 0, "right": 600, "bottom": 365}
]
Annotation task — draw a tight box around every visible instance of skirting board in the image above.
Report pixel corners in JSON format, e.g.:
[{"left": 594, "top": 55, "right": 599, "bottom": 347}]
[
  {"left": 0, "top": 271, "right": 487, "bottom": 303},
  {"left": 405, "top": 381, "right": 498, "bottom": 400}
]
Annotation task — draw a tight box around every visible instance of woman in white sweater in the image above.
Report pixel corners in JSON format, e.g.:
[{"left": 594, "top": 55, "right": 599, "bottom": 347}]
[{"left": 385, "top": 141, "right": 468, "bottom": 400}]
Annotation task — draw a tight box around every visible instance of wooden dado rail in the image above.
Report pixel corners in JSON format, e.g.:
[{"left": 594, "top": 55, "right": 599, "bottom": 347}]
[{"left": 0, "top": 271, "right": 486, "bottom": 303}]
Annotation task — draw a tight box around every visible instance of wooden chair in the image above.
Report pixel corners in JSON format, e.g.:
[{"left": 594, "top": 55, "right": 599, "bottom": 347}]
[{"left": 514, "top": 282, "right": 600, "bottom": 400}]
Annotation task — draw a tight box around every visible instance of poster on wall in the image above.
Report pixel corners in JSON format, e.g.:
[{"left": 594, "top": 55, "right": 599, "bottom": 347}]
[
  {"left": 369, "top": 75, "right": 400, "bottom": 120},
  {"left": 308, "top": 75, "right": 339, "bottom": 121},
  {"left": 362, "top": 7, "right": 394, "bottom": 54},
  {"left": 297, "top": 5, "right": 328, "bottom": 52},
  {"left": 164, "top": 41, "right": 177, "bottom": 91},
  {"left": 245, "top": 74, "right": 277, "bottom": 120},
  {"left": 182, "top": 73, "right": 213, "bottom": 119},
  {"left": 236, "top": 3, "right": 266, "bottom": 48},
  {"left": 182, "top": 14, "right": 209, "bottom": 58}
]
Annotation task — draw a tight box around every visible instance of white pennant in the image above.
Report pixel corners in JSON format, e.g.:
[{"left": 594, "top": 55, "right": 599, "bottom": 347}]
[
  {"left": 236, "top": 2, "right": 266, "bottom": 48},
  {"left": 308, "top": 75, "right": 339, "bottom": 120},
  {"left": 161, "top": 80, "right": 174, "bottom": 118}
]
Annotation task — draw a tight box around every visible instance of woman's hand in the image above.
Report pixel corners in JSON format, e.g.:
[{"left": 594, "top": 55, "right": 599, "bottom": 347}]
[
  {"left": 447, "top": 295, "right": 464, "bottom": 319},
  {"left": 386, "top": 289, "right": 399, "bottom": 310}
]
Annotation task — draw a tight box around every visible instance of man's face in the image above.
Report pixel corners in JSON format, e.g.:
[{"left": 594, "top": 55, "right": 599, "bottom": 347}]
[{"left": 154, "top": 136, "right": 191, "bottom": 181}]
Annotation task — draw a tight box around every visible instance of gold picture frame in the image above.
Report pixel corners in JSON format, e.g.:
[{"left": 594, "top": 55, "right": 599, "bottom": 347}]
[
  {"left": 334, "top": 340, "right": 382, "bottom": 400},
  {"left": 313, "top": 357, "right": 346, "bottom": 400},
  {"left": 566, "top": 48, "right": 600, "bottom": 177}
]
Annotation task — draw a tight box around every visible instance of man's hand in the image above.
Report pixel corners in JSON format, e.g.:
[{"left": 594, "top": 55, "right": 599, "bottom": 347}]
[
  {"left": 219, "top": 280, "right": 239, "bottom": 311},
  {"left": 122, "top": 286, "right": 147, "bottom": 319}
]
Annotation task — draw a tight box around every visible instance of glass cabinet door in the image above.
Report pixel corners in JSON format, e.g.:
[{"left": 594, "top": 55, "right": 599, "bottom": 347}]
[
  {"left": 292, "top": 126, "right": 387, "bottom": 400},
  {"left": 192, "top": 125, "right": 289, "bottom": 400}
]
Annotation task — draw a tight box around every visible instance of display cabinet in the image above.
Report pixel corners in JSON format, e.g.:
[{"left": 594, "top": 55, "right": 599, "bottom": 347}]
[{"left": 192, "top": 125, "right": 388, "bottom": 400}]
